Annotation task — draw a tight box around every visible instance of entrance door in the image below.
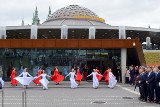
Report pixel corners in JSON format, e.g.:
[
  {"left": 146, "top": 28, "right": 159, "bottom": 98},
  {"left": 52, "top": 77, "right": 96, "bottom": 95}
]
[
  {"left": 87, "top": 60, "right": 100, "bottom": 80},
  {"left": 87, "top": 60, "right": 100, "bottom": 69}
]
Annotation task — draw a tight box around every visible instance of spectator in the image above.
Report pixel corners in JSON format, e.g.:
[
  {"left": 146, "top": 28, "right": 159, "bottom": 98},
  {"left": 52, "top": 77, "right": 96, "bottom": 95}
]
[
  {"left": 125, "top": 67, "right": 130, "bottom": 84},
  {"left": 129, "top": 65, "right": 135, "bottom": 85},
  {"left": 146, "top": 67, "right": 155, "bottom": 103},
  {"left": 117, "top": 65, "right": 121, "bottom": 82},
  {"left": 138, "top": 66, "right": 147, "bottom": 102},
  {"left": 154, "top": 66, "right": 160, "bottom": 104}
]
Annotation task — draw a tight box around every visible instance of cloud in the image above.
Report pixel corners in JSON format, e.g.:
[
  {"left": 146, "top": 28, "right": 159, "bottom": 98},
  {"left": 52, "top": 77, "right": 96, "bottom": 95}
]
[{"left": 0, "top": 0, "right": 160, "bottom": 28}]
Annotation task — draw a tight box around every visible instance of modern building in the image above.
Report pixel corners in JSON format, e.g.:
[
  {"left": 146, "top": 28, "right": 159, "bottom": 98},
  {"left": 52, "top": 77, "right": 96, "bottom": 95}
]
[{"left": 0, "top": 5, "right": 160, "bottom": 82}]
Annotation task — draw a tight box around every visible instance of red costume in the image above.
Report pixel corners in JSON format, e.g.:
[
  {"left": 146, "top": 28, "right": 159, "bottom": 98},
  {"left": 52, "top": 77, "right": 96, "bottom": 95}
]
[
  {"left": 103, "top": 70, "right": 109, "bottom": 83},
  {"left": 50, "top": 69, "right": 64, "bottom": 83},
  {"left": 96, "top": 70, "right": 102, "bottom": 81},
  {"left": 75, "top": 70, "right": 83, "bottom": 82},
  {"left": 33, "top": 70, "right": 41, "bottom": 85},
  {"left": 10, "top": 70, "right": 18, "bottom": 85}
]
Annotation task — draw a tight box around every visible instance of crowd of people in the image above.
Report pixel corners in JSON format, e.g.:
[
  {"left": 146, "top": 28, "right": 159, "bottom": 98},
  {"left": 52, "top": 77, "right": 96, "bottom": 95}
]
[
  {"left": 126, "top": 65, "right": 160, "bottom": 104},
  {"left": 6, "top": 66, "right": 117, "bottom": 90}
]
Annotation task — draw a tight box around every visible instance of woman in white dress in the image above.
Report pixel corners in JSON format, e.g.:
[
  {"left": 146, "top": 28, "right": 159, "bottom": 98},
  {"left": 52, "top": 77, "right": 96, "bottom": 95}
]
[
  {"left": 15, "top": 67, "right": 33, "bottom": 88},
  {"left": 35, "top": 70, "right": 50, "bottom": 90},
  {"left": 87, "top": 69, "right": 103, "bottom": 89},
  {"left": 0, "top": 66, "right": 4, "bottom": 88},
  {"left": 108, "top": 68, "right": 117, "bottom": 89},
  {"left": 65, "top": 68, "right": 78, "bottom": 89}
]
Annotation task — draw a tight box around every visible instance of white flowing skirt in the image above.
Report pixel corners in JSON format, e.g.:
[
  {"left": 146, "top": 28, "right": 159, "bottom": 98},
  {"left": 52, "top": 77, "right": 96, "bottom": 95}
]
[
  {"left": 70, "top": 78, "right": 78, "bottom": 88},
  {"left": 0, "top": 78, "right": 4, "bottom": 87},
  {"left": 39, "top": 78, "right": 49, "bottom": 89},
  {"left": 93, "top": 77, "right": 99, "bottom": 88},
  {"left": 15, "top": 77, "right": 34, "bottom": 86},
  {"left": 108, "top": 77, "right": 117, "bottom": 88}
]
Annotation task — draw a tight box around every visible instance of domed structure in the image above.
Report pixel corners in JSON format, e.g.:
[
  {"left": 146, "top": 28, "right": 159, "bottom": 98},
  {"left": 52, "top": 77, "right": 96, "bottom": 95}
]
[{"left": 42, "top": 5, "right": 107, "bottom": 26}]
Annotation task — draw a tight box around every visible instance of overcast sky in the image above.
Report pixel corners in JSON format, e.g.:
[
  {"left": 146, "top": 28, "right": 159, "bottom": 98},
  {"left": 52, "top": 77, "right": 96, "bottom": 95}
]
[{"left": 0, "top": 0, "right": 160, "bottom": 28}]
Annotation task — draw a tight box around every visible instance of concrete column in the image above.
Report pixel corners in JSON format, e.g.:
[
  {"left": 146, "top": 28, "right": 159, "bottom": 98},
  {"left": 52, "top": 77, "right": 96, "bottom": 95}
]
[
  {"left": 0, "top": 26, "right": 6, "bottom": 39},
  {"left": 30, "top": 25, "right": 37, "bottom": 39},
  {"left": 119, "top": 26, "right": 126, "bottom": 39},
  {"left": 121, "top": 48, "right": 127, "bottom": 84},
  {"left": 61, "top": 25, "right": 68, "bottom": 39},
  {"left": 146, "top": 37, "right": 151, "bottom": 50},
  {"left": 89, "top": 27, "right": 95, "bottom": 39},
  {"left": 119, "top": 26, "right": 126, "bottom": 83}
]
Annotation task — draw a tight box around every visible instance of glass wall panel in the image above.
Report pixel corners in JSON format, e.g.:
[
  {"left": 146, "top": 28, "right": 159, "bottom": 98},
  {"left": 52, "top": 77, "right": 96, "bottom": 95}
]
[{"left": 0, "top": 48, "right": 121, "bottom": 81}]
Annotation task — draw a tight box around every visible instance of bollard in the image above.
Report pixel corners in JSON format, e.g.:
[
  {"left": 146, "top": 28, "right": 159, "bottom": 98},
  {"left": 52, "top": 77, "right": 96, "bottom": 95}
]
[
  {"left": 22, "top": 91, "right": 24, "bottom": 107},
  {"left": 0, "top": 90, "right": 4, "bottom": 107},
  {"left": 24, "top": 91, "right": 27, "bottom": 107},
  {"left": 22, "top": 91, "right": 27, "bottom": 107},
  {"left": 2, "top": 90, "right": 4, "bottom": 107}
]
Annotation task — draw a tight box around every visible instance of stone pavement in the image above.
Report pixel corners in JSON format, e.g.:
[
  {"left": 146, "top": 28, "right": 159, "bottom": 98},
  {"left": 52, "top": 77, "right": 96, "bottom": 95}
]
[{"left": 0, "top": 81, "right": 159, "bottom": 107}]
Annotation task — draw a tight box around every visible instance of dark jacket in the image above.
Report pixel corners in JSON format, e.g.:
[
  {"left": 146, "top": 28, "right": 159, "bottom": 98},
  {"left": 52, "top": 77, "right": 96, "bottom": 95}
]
[
  {"left": 139, "top": 72, "right": 146, "bottom": 84},
  {"left": 155, "top": 71, "right": 160, "bottom": 83},
  {"left": 146, "top": 71, "right": 155, "bottom": 84},
  {"left": 129, "top": 69, "right": 135, "bottom": 76}
]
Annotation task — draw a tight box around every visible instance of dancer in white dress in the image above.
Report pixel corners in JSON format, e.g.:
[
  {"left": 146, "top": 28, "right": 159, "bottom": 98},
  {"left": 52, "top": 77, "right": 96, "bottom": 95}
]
[
  {"left": 65, "top": 68, "right": 78, "bottom": 89},
  {"left": 15, "top": 67, "right": 33, "bottom": 88},
  {"left": 87, "top": 69, "right": 103, "bottom": 89},
  {"left": 0, "top": 66, "right": 4, "bottom": 88},
  {"left": 35, "top": 70, "right": 50, "bottom": 90},
  {"left": 108, "top": 68, "right": 117, "bottom": 89}
]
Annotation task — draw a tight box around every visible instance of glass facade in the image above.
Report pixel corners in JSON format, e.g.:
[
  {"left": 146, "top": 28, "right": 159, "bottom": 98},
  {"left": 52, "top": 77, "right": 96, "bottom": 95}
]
[{"left": 0, "top": 48, "right": 121, "bottom": 80}]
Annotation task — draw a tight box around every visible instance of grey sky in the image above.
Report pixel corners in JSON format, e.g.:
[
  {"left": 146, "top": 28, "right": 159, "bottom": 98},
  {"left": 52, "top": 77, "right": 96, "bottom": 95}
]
[{"left": 0, "top": 0, "right": 160, "bottom": 28}]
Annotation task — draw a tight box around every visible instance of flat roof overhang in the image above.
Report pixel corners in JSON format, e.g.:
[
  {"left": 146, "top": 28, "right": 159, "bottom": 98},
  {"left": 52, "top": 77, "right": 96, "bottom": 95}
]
[
  {"left": 0, "top": 39, "right": 146, "bottom": 66},
  {"left": 6, "top": 25, "right": 160, "bottom": 32}
]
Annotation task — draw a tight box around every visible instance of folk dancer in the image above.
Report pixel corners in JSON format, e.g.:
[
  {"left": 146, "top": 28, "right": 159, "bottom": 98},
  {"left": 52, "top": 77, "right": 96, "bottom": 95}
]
[
  {"left": 10, "top": 67, "right": 18, "bottom": 86},
  {"left": 15, "top": 67, "right": 33, "bottom": 88},
  {"left": 33, "top": 68, "right": 42, "bottom": 85},
  {"left": 95, "top": 67, "right": 102, "bottom": 81},
  {"left": 65, "top": 68, "right": 78, "bottom": 89},
  {"left": 34, "top": 70, "right": 50, "bottom": 90},
  {"left": 108, "top": 68, "right": 117, "bottom": 89},
  {"left": 87, "top": 69, "right": 103, "bottom": 89},
  {"left": 75, "top": 67, "right": 83, "bottom": 85},
  {"left": 50, "top": 67, "right": 64, "bottom": 85},
  {"left": 0, "top": 66, "right": 4, "bottom": 88},
  {"left": 103, "top": 69, "right": 109, "bottom": 83}
]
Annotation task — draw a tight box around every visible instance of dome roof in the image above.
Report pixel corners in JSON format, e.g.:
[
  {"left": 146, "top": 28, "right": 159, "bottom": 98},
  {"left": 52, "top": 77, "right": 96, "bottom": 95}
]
[{"left": 44, "top": 5, "right": 105, "bottom": 23}]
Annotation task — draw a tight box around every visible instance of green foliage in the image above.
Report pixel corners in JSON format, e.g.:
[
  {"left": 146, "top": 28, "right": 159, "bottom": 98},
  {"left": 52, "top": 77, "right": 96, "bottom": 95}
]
[{"left": 144, "top": 52, "right": 160, "bottom": 64}]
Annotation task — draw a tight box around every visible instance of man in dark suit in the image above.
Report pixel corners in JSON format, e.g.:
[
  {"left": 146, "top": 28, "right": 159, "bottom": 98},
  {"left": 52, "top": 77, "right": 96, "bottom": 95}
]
[
  {"left": 138, "top": 66, "right": 147, "bottom": 102},
  {"left": 129, "top": 65, "right": 135, "bottom": 85},
  {"left": 155, "top": 66, "right": 160, "bottom": 104},
  {"left": 146, "top": 67, "right": 155, "bottom": 103}
]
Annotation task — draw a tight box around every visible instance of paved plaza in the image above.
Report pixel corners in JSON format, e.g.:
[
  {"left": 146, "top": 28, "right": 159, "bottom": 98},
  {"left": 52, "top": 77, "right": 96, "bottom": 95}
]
[{"left": 0, "top": 82, "right": 159, "bottom": 107}]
